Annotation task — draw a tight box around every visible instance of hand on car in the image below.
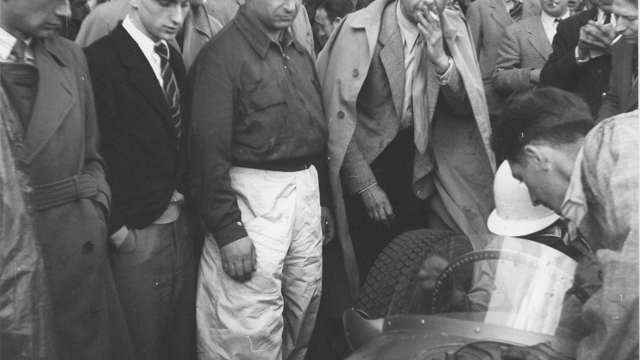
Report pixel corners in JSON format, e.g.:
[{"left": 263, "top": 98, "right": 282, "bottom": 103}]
[
  {"left": 220, "top": 236, "right": 257, "bottom": 282},
  {"left": 360, "top": 183, "right": 395, "bottom": 228}
]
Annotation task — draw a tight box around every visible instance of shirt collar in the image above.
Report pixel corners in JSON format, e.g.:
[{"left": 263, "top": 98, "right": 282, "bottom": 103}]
[
  {"left": 541, "top": 8, "right": 569, "bottom": 25},
  {"left": 122, "top": 15, "right": 166, "bottom": 58},
  {"left": 597, "top": 8, "right": 616, "bottom": 25},
  {"left": 235, "top": 5, "right": 304, "bottom": 58},
  {"left": 560, "top": 148, "right": 586, "bottom": 244},
  {"left": 396, "top": 1, "right": 420, "bottom": 51},
  {"left": 0, "top": 26, "right": 33, "bottom": 62},
  {"left": 0, "top": 27, "right": 16, "bottom": 61}
]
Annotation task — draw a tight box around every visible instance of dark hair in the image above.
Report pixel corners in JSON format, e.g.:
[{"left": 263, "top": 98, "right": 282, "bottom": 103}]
[
  {"left": 491, "top": 87, "right": 594, "bottom": 162},
  {"left": 317, "top": 0, "right": 355, "bottom": 21}
]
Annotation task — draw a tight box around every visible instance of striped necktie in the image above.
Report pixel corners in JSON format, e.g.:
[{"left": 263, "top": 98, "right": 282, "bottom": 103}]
[{"left": 153, "top": 42, "right": 182, "bottom": 142}]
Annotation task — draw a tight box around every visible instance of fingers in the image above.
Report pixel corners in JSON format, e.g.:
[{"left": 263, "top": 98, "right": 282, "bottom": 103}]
[
  {"left": 227, "top": 254, "right": 255, "bottom": 281},
  {"left": 580, "top": 22, "right": 615, "bottom": 48},
  {"left": 416, "top": 11, "right": 440, "bottom": 37},
  {"left": 380, "top": 196, "right": 395, "bottom": 228},
  {"left": 228, "top": 259, "right": 241, "bottom": 279},
  {"left": 241, "top": 257, "right": 253, "bottom": 281},
  {"left": 220, "top": 237, "right": 257, "bottom": 282}
]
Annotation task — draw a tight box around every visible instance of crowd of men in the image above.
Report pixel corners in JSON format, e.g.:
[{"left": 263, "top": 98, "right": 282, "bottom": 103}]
[{"left": 0, "top": 0, "right": 637, "bottom": 359}]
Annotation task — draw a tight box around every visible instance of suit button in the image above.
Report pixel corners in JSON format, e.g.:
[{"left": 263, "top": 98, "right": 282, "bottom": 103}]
[
  {"left": 602, "top": 92, "right": 607, "bottom": 97},
  {"left": 83, "top": 241, "right": 94, "bottom": 253},
  {"left": 337, "top": 110, "right": 345, "bottom": 119},
  {"left": 352, "top": 68, "right": 360, "bottom": 77}
]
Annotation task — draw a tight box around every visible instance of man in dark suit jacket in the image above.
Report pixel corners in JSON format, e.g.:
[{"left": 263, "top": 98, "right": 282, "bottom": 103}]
[
  {"left": 0, "top": 0, "right": 132, "bottom": 359},
  {"left": 85, "top": 0, "right": 195, "bottom": 359},
  {"left": 540, "top": 3, "right": 614, "bottom": 115}
]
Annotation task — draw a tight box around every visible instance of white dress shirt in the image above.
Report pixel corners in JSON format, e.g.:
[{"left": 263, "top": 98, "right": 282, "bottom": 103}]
[
  {"left": 122, "top": 15, "right": 166, "bottom": 87},
  {"left": 540, "top": 10, "right": 569, "bottom": 44},
  {"left": 112, "top": 17, "right": 182, "bottom": 244},
  {"left": 0, "top": 26, "right": 34, "bottom": 64}
]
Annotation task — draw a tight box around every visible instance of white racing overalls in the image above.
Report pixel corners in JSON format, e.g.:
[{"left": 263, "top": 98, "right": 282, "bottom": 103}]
[{"left": 197, "top": 166, "right": 323, "bottom": 360}]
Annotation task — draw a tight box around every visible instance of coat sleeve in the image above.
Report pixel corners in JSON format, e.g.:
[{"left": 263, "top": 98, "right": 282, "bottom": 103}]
[
  {"left": 341, "top": 136, "right": 377, "bottom": 196},
  {"left": 493, "top": 26, "right": 533, "bottom": 94},
  {"left": 540, "top": 19, "right": 579, "bottom": 89},
  {"left": 77, "top": 45, "right": 111, "bottom": 223},
  {"left": 190, "top": 46, "right": 248, "bottom": 248},
  {"left": 597, "top": 72, "right": 619, "bottom": 121}
]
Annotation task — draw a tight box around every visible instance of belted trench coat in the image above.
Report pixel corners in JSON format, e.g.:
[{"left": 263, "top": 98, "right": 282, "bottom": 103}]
[{"left": 317, "top": 0, "right": 496, "bottom": 301}]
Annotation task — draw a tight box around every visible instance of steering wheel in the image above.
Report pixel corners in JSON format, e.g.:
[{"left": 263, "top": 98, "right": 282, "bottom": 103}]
[{"left": 431, "top": 249, "right": 552, "bottom": 313}]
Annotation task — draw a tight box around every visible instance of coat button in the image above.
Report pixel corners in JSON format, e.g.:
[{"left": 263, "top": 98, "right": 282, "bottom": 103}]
[
  {"left": 337, "top": 110, "right": 345, "bottom": 119},
  {"left": 602, "top": 92, "right": 607, "bottom": 97},
  {"left": 82, "top": 241, "right": 94, "bottom": 253},
  {"left": 352, "top": 68, "right": 359, "bottom": 77}
]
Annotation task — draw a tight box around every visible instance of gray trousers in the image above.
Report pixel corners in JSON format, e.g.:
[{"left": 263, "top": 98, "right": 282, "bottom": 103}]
[{"left": 110, "top": 212, "right": 196, "bottom": 360}]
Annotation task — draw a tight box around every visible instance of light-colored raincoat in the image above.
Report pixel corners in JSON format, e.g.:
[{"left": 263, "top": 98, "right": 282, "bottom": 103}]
[
  {"left": 317, "top": 0, "right": 496, "bottom": 301},
  {"left": 0, "top": 78, "right": 54, "bottom": 360}
]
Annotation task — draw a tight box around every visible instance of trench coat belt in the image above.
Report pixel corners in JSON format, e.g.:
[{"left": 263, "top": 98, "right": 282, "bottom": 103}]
[{"left": 29, "top": 174, "right": 98, "bottom": 211}]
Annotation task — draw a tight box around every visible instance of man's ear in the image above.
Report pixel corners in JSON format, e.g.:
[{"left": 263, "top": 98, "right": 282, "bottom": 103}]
[{"left": 523, "top": 144, "right": 551, "bottom": 171}]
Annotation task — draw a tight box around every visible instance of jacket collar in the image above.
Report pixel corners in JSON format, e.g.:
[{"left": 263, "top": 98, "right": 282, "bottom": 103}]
[
  {"left": 38, "top": 37, "right": 70, "bottom": 68},
  {"left": 112, "top": 24, "right": 176, "bottom": 130},
  {"left": 21, "top": 36, "right": 74, "bottom": 163},
  {"left": 235, "top": 5, "right": 305, "bottom": 58},
  {"left": 525, "top": 16, "right": 552, "bottom": 58},
  {"left": 489, "top": 0, "right": 513, "bottom": 29}
]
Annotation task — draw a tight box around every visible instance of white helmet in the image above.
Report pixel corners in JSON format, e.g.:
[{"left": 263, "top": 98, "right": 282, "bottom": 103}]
[{"left": 487, "top": 161, "right": 560, "bottom": 237}]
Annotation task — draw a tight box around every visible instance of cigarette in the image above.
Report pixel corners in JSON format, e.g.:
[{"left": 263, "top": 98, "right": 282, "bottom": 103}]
[{"left": 611, "top": 34, "right": 623, "bottom": 45}]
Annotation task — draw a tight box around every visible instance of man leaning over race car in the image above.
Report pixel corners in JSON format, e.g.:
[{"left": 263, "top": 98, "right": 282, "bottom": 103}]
[
  {"left": 418, "top": 160, "right": 602, "bottom": 316},
  {"left": 491, "top": 87, "right": 638, "bottom": 360}
]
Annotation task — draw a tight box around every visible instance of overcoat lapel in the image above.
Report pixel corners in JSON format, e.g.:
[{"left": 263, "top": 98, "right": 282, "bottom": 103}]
[
  {"left": 527, "top": 18, "right": 552, "bottom": 59},
  {"left": 489, "top": 0, "right": 512, "bottom": 30},
  {"left": 378, "top": 3, "right": 404, "bottom": 119},
  {"left": 23, "top": 39, "right": 74, "bottom": 163}
]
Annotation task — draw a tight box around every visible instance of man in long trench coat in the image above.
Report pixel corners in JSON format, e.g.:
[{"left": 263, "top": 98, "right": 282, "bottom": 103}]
[
  {"left": 0, "top": 0, "right": 131, "bottom": 358},
  {"left": 316, "top": 0, "right": 496, "bottom": 308}
]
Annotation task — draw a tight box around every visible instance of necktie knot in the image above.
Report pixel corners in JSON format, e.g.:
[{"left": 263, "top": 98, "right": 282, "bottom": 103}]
[
  {"left": 154, "top": 42, "right": 169, "bottom": 61},
  {"left": 11, "top": 40, "right": 28, "bottom": 63}
]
